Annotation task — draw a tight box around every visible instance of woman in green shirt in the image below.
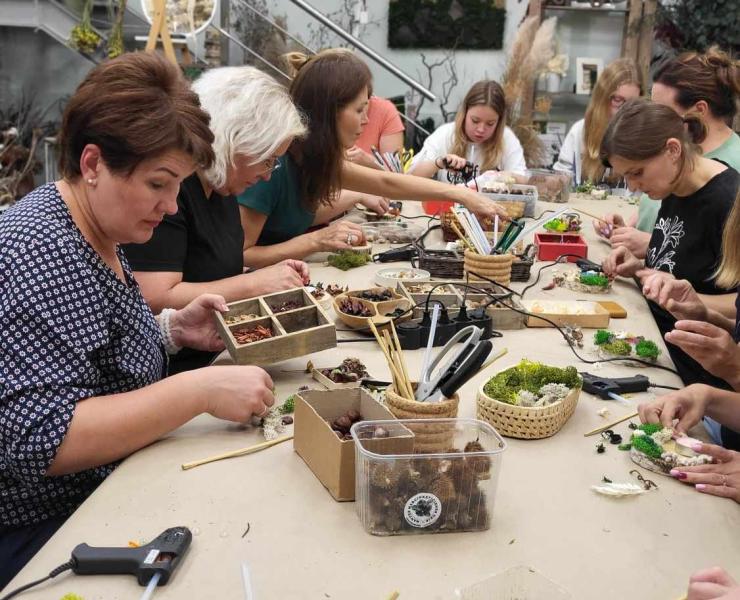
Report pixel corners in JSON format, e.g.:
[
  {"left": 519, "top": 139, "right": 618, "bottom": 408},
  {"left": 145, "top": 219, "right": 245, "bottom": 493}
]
[
  {"left": 596, "top": 46, "right": 739, "bottom": 258},
  {"left": 238, "top": 49, "right": 508, "bottom": 268}
]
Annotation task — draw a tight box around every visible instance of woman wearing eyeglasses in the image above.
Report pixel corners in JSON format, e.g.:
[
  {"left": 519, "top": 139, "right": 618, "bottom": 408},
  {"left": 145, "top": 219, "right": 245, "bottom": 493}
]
[
  {"left": 554, "top": 57, "right": 642, "bottom": 187},
  {"left": 123, "top": 66, "right": 310, "bottom": 374}
]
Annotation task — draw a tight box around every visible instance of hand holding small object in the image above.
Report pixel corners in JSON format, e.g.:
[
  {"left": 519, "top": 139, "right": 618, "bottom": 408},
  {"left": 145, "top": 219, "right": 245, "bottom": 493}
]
[
  {"left": 359, "top": 194, "right": 390, "bottom": 215},
  {"left": 202, "top": 365, "right": 275, "bottom": 423},
  {"left": 665, "top": 320, "right": 740, "bottom": 384},
  {"left": 641, "top": 276, "right": 708, "bottom": 322},
  {"left": 638, "top": 383, "right": 711, "bottom": 435},
  {"left": 601, "top": 246, "right": 642, "bottom": 278},
  {"left": 592, "top": 212, "right": 625, "bottom": 239},
  {"left": 170, "top": 294, "right": 228, "bottom": 352},
  {"left": 435, "top": 153, "right": 467, "bottom": 171},
  {"left": 671, "top": 443, "right": 740, "bottom": 504},
  {"left": 312, "top": 220, "right": 366, "bottom": 251}
]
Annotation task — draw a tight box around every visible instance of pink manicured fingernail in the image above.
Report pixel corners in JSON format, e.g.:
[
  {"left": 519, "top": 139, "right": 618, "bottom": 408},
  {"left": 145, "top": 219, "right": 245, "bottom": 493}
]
[
  {"left": 696, "top": 484, "right": 707, "bottom": 491},
  {"left": 691, "top": 442, "right": 703, "bottom": 451},
  {"left": 670, "top": 470, "right": 687, "bottom": 480}
]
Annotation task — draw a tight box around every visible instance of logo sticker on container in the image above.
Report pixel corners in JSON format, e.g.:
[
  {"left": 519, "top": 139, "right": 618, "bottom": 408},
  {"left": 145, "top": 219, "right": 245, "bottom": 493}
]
[{"left": 404, "top": 493, "right": 442, "bottom": 528}]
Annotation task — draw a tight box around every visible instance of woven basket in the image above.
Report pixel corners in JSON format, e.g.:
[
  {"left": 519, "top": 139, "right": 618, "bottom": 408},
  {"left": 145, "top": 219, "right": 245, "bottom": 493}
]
[
  {"left": 476, "top": 383, "right": 580, "bottom": 439},
  {"left": 510, "top": 244, "right": 536, "bottom": 282},
  {"left": 463, "top": 250, "right": 514, "bottom": 285},
  {"left": 415, "top": 247, "right": 464, "bottom": 279},
  {"left": 385, "top": 384, "right": 459, "bottom": 452}
]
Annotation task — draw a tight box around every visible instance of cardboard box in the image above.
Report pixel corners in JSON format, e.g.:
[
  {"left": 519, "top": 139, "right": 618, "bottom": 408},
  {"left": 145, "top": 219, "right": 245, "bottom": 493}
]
[{"left": 294, "top": 388, "right": 412, "bottom": 501}]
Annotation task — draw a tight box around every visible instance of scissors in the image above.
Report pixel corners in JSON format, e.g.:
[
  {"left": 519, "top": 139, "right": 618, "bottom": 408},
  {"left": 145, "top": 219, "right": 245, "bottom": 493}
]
[
  {"left": 400, "top": 148, "right": 414, "bottom": 172},
  {"left": 414, "top": 325, "right": 493, "bottom": 403}
]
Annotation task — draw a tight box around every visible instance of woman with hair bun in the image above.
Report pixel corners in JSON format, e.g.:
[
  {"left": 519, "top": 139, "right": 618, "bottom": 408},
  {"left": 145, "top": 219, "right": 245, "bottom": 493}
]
[
  {"left": 600, "top": 99, "right": 739, "bottom": 389},
  {"left": 238, "top": 49, "right": 508, "bottom": 269}
]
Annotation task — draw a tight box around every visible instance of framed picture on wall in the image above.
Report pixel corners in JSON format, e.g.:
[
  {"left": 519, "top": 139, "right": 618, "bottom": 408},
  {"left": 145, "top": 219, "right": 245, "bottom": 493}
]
[{"left": 575, "top": 57, "right": 603, "bottom": 95}]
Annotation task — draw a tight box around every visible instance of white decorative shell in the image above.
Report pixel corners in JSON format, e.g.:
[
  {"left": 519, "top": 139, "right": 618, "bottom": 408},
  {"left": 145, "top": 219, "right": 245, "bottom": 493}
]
[{"left": 591, "top": 482, "right": 646, "bottom": 497}]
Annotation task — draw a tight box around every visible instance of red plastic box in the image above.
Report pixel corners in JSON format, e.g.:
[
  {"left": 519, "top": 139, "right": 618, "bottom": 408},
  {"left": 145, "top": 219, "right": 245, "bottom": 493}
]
[{"left": 534, "top": 233, "right": 588, "bottom": 262}]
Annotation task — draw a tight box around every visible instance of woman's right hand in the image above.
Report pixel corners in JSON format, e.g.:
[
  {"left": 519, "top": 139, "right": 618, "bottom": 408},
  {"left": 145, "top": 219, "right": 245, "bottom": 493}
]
[
  {"left": 311, "top": 220, "right": 366, "bottom": 251},
  {"left": 687, "top": 567, "right": 740, "bottom": 600},
  {"left": 436, "top": 153, "right": 467, "bottom": 171},
  {"left": 641, "top": 275, "right": 708, "bottom": 321},
  {"left": 247, "top": 259, "right": 310, "bottom": 293},
  {"left": 601, "top": 246, "right": 642, "bottom": 278},
  {"left": 638, "top": 383, "right": 711, "bottom": 435},
  {"left": 202, "top": 365, "right": 275, "bottom": 422},
  {"left": 592, "top": 213, "right": 625, "bottom": 239}
]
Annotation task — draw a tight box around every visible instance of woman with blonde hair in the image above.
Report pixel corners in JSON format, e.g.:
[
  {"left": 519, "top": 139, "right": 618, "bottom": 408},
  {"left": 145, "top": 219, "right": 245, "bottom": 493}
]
[
  {"left": 409, "top": 80, "right": 526, "bottom": 181},
  {"left": 238, "top": 49, "right": 507, "bottom": 269},
  {"left": 554, "top": 57, "right": 642, "bottom": 185}
]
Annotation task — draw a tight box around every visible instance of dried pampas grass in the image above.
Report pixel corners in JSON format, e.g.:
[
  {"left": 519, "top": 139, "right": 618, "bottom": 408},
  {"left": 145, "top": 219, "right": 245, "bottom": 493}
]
[{"left": 502, "top": 16, "right": 539, "bottom": 107}]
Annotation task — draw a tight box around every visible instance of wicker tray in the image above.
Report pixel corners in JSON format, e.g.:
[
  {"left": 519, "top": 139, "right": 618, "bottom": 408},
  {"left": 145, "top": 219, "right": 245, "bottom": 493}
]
[
  {"left": 510, "top": 244, "right": 536, "bottom": 282},
  {"left": 476, "top": 383, "right": 580, "bottom": 439},
  {"left": 413, "top": 225, "right": 465, "bottom": 278}
]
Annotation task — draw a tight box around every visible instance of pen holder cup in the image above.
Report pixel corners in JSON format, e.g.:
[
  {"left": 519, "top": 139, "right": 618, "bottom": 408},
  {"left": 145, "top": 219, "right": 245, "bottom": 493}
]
[
  {"left": 385, "top": 383, "right": 459, "bottom": 453},
  {"left": 463, "top": 251, "right": 514, "bottom": 285}
]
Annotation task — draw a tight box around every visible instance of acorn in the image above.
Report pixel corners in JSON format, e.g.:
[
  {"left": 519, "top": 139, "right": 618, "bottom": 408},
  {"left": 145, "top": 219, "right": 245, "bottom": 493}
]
[
  {"left": 333, "top": 415, "right": 352, "bottom": 431},
  {"left": 347, "top": 409, "right": 361, "bottom": 423}
]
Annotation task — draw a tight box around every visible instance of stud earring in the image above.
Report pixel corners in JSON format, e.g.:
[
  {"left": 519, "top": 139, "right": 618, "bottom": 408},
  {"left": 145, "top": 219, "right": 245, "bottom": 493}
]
[{"left": 86, "top": 178, "right": 97, "bottom": 186}]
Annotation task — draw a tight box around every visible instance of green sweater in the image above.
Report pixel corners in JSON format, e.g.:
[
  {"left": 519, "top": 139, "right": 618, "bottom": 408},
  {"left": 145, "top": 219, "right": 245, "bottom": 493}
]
[{"left": 636, "top": 131, "right": 740, "bottom": 232}]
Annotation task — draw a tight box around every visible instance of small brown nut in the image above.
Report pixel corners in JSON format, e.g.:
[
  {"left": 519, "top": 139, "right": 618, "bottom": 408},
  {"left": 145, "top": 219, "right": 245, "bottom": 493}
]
[
  {"left": 372, "top": 426, "right": 389, "bottom": 439},
  {"left": 335, "top": 415, "right": 352, "bottom": 430},
  {"left": 281, "top": 416, "right": 294, "bottom": 425},
  {"left": 346, "top": 409, "right": 361, "bottom": 423},
  {"left": 335, "top": 430, "right": 344, "bottom": 439},
  {"left": 343, "top": 433, "right": 353, "bottom": 441}
]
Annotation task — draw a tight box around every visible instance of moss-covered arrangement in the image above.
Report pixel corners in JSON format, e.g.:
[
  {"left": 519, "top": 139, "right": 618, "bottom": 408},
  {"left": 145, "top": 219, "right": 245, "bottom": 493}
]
[
  {"left": 593, "top": 330, "right": 661, "bottom": 360},
  {"left": 482, "top": 359, "right": 581, "bottom": 406}
]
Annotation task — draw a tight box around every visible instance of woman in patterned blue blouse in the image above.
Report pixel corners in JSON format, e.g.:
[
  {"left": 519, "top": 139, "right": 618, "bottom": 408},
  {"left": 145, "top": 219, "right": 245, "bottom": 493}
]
[{"left": 0, "top": 53, "right": 277, "bottom": 588}]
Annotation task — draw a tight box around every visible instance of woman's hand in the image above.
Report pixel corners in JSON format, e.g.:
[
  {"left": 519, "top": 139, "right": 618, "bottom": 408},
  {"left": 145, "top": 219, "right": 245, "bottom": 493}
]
[
  {"left": 170, "top": 294, "right": 228, "bottom": 352},
  {"left": 609, "top": 226, "right": 651, "bottom": 257},
  {"left": 310, "top": 220, "right": 366, "bottom": 251},
  {"left": 641, "top": 276, "right": 708, "bottom": 321},
  {"left": 456, "top": 188, "right": 509, "bottom": 222},
  {"left": 436, "top": 153, "right": 467, "bottom": 171},
  {"left": 638, "top": 384, "right": 711, "bottom": 435},
  {"left": 602, "top": 246, "right": 642, "bottom": 278},
  {"left": 358, "top": 194, "right": 390, "bottom": 215},
  {"left": 201, "top": 365, "right": 275, "bottom": 422},
  {"left": 592, "top": 213, "right": 625, "bottom": 239},
  {"left": 665, "top": 320, "right": 740, "bottom": 384},
  {"left": 346, "top": 146, "right": 380, "bottom": 169},
  {"left": 687, "top": 567, "right": 740, "bottom": 600},
  {"left": 671, "top": 442, "right": 740, "bottom": 504},
  {"left": 246, "top": 259, "right": 310, "bottom": 295}
]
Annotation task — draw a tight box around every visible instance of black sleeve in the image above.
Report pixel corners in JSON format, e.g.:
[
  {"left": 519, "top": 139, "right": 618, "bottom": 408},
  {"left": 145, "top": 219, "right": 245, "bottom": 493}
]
[{"left": 122, "top": 209, "right": 187, "bottom": 273}]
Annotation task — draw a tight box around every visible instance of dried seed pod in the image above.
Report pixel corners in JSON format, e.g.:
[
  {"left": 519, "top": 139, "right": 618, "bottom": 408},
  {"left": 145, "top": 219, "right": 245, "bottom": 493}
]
[
  {"left": 370, "top": 462, "right": 400, "bottom": 489},
  {"left": 466, "top": 454, "right": 492, "bottom": 479},
  {"left": 281, "top": 416, "right": 294, "bottom": 425},
  {"left": 430, "top": 474, "right": 456, "bottom": 503},
  {"left": 333, "top": 415, "right": 352, "bottom": 431},
  {"left": 464, "top": 440, "right": 485, "bottom": 453},
  {"left": 346, "top": 409, "right": 362, "bottom": 423},
  {"left": 372, "top": 426, "right": 389, "bottom": 439}
]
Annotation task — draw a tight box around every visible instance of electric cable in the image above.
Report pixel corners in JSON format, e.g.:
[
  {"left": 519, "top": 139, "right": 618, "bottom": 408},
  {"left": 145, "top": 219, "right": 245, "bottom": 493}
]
[{"left": 0, "top": 561, "right": 74, "bottom": 600}]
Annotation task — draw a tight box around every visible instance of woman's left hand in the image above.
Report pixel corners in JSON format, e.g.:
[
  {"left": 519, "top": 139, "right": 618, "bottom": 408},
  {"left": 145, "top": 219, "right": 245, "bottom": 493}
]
[
  {"left": 170, "top": 294, "right": 228, "bottom": 352},
  {"left": 671, "top": 442, "right": 740, "bottom": 503},
  {"left": 664, "top": 320, "right": 740, "bottom": 384}
]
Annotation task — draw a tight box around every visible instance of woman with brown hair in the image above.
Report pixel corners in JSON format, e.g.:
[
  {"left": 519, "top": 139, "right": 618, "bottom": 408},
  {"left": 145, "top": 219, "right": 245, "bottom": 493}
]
[
  {"left": 238, "top": 49, "right": 507, "bottom": 269},
  {"left": 408, "top": 80, "right": 527, "bottom": 181},
  {"left": 0, "top": 53, "right": 275, "bottom": 586},
  {"left": 554, "top": 57, "right": 642, "bottom": 186},
  {"left": 600, "top": 99, "right": 738, "bottom": 390}
]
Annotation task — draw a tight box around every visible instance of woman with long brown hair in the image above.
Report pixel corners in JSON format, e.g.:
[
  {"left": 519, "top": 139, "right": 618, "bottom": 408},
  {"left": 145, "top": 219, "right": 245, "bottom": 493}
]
[
  {"left": 554, "top": 57, "right": 642, "bottom": 186},
  {"left": 408, "top": 80, "right": 526, "bottom": 180},
  {"left": 238, "top": 49, "right": 507, "bottom": 269},
  {"left": 600, "top": 99, "right": 738, "bottom": 390}
]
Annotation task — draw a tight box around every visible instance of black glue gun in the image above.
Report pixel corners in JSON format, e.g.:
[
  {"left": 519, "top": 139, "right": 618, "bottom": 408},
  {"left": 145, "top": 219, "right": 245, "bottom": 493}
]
[
  {"left": 581, "top": 373, "right": 650, "bottom": 399},
  {"left": 71, "top": 526, "right": 191, "bottom": 586}
]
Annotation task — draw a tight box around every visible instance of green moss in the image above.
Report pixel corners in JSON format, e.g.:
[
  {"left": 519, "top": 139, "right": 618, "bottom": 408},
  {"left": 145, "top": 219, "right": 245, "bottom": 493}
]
[
  {"left": 327, "top": 251, "right": 370, "bottom": 271},
  {"left": 483, "top": 359, "right": 581, "bottom": 405},
  {"left": 593, "top": 330, "right": 612, "bottom": 345},
  {"left": 631, "top": 435, "right": 663, "bottom": 459},
  {"left": 60, "top": 595, "right": 84, "bottom": 600},
  {"left": 579, "top": 273, "right": 610, "bottom": 287},
  {"left": 638, "top": 423, "right": 663, "bottom": 436},
  {"left": 602, "top": 340, "right": 632, "bottom": 356},
  {"left": 544, "top": 218, "right": 568, "bottom": 232},
  {"left": 278, "top": 396, "right": 296, "bottom": 415},
  {"left": 635, "top": 339, "right": 660, "bottom": 359},
  {"left": 575, "top": 181, "right": 595, "bottom": 194},
  {"left": 618, "top": 443, "right": 632, "bottom": 451}
]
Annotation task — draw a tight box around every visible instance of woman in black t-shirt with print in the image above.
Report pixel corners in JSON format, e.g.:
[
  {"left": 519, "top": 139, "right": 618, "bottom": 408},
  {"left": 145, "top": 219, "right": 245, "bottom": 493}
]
[{"left": 600, "top": 99, "right": 739, "bottom": 389}]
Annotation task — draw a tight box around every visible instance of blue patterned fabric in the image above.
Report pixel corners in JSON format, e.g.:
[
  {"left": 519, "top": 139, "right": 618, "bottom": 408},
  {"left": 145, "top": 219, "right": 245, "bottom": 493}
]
[{"left": 0, "top": 184, "right": 166, "bottom": 528}]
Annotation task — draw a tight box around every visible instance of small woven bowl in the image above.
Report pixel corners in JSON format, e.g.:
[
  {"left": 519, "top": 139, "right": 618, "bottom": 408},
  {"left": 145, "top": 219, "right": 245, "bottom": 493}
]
[{"left": 385, "top": 384, "right": 459, "bottom": 452}]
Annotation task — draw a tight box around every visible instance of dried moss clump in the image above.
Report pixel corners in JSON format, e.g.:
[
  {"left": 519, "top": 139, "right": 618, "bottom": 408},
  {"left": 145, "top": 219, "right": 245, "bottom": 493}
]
[
  {"left": 327, "top": 250, "right": 370, "bottom": 271},
  {"left": 482, "top": 359, "right": 581, "bottom": 405},
  {"left": 631, "top": 434, "right": 663, "bottom": 459},
  {"left": 602, "top": 340, "right": 632, "bottom": 356}
]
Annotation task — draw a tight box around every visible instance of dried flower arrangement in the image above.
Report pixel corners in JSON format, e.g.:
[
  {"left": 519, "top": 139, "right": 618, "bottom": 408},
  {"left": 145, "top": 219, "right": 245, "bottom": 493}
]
[
  {"left": 320, "top": 358, "right": 369, "bottom": 384},
  {"left": 548, "top": 269, "right": 612, "bottom": 293},
  {"left": 543, "top": 214, "right": 581, "bottom": 233},
  {"left": 593, "top": 330, "right": 661, "bottom": 360},
  {"left": 258, "top": 396, "right": 296, "bottom": 441},
  {"left": 367, "top": 440, "right": 492, "bottom": 534},
  {"left": 482, "top": 359, "right": 581, "bottom": 407},
  {"left": 621, "top": 424, "right": 712, "bottom": 475}
]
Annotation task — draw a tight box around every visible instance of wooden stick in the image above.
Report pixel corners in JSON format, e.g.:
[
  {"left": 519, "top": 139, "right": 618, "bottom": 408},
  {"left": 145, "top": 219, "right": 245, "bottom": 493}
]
[
  {"left": 583, "top": 411, "right": 639, "bottom": 437},
  {"left": 369, "top": 322, "right": 408, "bottom": 397},
  {"left": 478, "top": 347, "right": 508, "bottom": 373},
  {"left": 181, "top": 435, "right": 293, "bottom": 471},
  {"left": 386, "top": 592, "right": 400, "bottom": 600},
  {"left": 450, "top": 222, "right": 475, "bottom": 251},
  {"left": 383, "top": 329, "right": 413, "bottom": 400},
  {"left": 390, "top": 321, "right": 414, "bottom": 398},
  {"left": 573, "top": 206, "right": 605, "bottom": 222}
]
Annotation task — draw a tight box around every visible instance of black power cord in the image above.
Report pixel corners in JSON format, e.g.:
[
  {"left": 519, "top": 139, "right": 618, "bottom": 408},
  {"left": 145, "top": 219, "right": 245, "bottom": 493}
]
[{"left": 0, "top": 560, "right": 74, "bottom": 600}]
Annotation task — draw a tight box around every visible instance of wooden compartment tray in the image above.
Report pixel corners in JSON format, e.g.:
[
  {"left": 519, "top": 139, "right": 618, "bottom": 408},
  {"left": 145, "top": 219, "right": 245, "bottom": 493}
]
[
  {"left": 215, "top": 287, "right": 336, "bottom": 366},
  {"left": 333, "top": 287, "right": 413, "bottom": 330},
  {"left": 520, "top": 300, "right": 610, "bottom": 329}
]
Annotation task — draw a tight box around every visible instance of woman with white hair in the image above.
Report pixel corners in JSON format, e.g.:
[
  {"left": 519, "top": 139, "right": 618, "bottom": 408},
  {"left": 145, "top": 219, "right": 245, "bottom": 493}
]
[{"left": 124, "top": 66, "right": 309, "bottom": 373}]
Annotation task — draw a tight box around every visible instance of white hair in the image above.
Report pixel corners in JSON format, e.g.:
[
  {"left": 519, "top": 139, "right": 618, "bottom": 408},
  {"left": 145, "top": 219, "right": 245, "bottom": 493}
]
[{"left": 192, "top": 66, "right": 306, "bottom": 189}]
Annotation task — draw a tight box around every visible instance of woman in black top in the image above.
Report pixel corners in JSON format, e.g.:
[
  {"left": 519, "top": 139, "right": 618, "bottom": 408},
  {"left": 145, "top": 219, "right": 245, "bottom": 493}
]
[
  {"left": 601, "top": 99, "right": 739, "bottom": 389},
  {"left": 124, "top": 66, "right": 310, "bottom": 373}
]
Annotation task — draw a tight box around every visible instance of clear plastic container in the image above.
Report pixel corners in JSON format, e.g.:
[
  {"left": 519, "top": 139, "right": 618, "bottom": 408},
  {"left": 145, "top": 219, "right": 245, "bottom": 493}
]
[
  {"left": 455, "top": 565, "right": 571, "bottom": 600},
  {"left": 350, "top": 418, "right": 506, "bottom": 536},
  {"left": 361, "top": 221, "right": 423, "bottom": 244}
]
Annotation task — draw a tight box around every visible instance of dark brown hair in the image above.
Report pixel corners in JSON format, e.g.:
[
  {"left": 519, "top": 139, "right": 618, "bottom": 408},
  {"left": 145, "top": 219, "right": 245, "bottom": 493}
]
[
  {"left": 600, "top": 99, "right": 707, "bottom": 181},
  {"left": 285, "top": 49, "right": 372, "bottom": 210},
  {"left": 450, "top": 80, "right": 507, "bottom": 171},
  {"left": 59, "top": 52, "right": 215, "bottom": 179},
  {"left": 654, "top": 46, "right": 739, "bottom": 120}
]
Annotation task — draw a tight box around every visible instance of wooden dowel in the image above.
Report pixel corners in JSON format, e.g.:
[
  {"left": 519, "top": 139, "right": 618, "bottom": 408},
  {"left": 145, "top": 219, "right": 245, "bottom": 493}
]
[
  {"left": 450, "top": 222, "right": 475, "bottom": 251},
  {"left": 370, "top": 322, "right": 408, "bottom": 397},
  {"left": 573, "top": 207, "right": 605, "bottom": 222},
  {"left": 383, "top": 329, "right": 413, "bottom": 400},
  {"left": 583, "top": 411, "right": 639, "bottom": 437},
  {"left": 181, "top": 435, "right": 293, "bottom": 471},
  {"left": 390, "top": 321, "right": 414, "bottom": 398}
]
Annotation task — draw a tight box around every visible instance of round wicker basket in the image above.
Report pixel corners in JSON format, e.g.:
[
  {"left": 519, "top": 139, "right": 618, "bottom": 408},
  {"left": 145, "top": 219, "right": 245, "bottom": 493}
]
[
  {"left": 476, "top": 382, "right": 580, "bottom": 439},
  {"left": 385, "top": 384, "right": 459, "bottom": 452}
]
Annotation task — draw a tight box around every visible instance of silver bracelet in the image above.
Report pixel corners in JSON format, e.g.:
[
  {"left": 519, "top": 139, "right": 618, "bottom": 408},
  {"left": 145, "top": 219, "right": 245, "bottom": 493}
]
[{"left": 159, "top": 308, "right": 182, "bottom": 355}]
